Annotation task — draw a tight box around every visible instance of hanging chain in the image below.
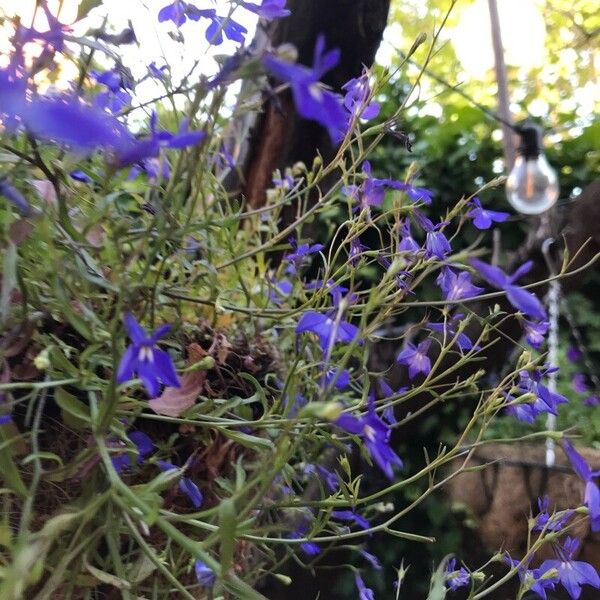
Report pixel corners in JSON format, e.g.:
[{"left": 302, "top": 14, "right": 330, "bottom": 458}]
[{"left": 542, "top": 238, "right": 560, "bottom": 467}]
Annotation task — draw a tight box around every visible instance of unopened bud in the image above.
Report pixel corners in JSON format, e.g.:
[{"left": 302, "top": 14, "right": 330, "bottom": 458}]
[{"left": 34, "top": 349, "right": 51, "bottom": 371}]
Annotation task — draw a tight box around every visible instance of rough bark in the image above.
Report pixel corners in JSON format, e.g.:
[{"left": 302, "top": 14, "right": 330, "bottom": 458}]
[{"left": 239, "top": 0, "right": 390, "bottom": 209}]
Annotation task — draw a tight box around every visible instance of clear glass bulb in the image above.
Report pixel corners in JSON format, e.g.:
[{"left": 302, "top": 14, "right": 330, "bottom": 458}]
[{"left": 506, "top": 153, "right": 559, "bottom": 215}]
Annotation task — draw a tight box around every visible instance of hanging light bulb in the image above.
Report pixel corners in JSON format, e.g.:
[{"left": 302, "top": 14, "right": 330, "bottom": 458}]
[{"left": 506, "top": 122, "right": 559, "bottom": 215}]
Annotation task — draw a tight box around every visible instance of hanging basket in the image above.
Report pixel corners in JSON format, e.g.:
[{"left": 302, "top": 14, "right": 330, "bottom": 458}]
[{"left": 446, "top": 442, "right": 600, "bottom": 565}]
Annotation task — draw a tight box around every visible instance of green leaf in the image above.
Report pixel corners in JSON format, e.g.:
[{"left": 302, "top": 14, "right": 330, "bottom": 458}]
[
  {"left": 55, "top": 388, "right": 91, "bottom": 428},
  {"left": 76, "top": 0, "right": 102, "bottom": 21},
  {"left": 218, "top": 499, "right": 236, "bottom": 575},
  {"left": 220, "top": 429, "right": 274, "bottom": 451},
  {"left": 426, "top": 557, "right": 448, "bottom": 600},
  {"left": 0, "top": 244, "right": 17, "bottom": 327},
  {"left": 0, "top": 425, "right": 27, "bottom": 497}
]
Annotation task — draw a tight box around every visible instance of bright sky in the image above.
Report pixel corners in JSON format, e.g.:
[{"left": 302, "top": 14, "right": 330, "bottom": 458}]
[{"left": 0, "top": 0, "right": 597, "bottom": 122}]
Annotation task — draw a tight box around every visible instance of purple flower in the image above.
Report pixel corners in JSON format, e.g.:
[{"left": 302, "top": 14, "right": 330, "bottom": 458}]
[
  {"left": 415, "top": 212, "right": 451, "bottom": 259},
  {"left": 437, "top": 267, "right": 483, "bottom": 302},
  {"left": 0, "top": 415, "right": 12, "bottom": 425},
  {"left": 562, "top": 440, "right": 600, "bottom": 532},
  {"left": 540, "top": 537, "right": 600, "bottom": 599},
  {"left": 506, "top": 370, "right": 568, "bottom": 424},
  {"left": 533, "top": 496, "right": 573, "bottom": 532},
  {"left": 342, "top": 70, "right": 380, "bottom": 121},
  {"left": 585, "top": 395, "right": 599, "bottom": 407},
  {"left": 263, "top": 35, "right": 347, "bottom": 142},
  {"left": 23, "top": 95, "right": 131, "bottom": 152},
  {"left": 428, "top": 314, "right": 477, "bottom": 352},
  {"left": 19, "top": 2, "right": 70, "bottom": 51},
  {"left": 470, "top": 258, "right": 547, "bottom": 320},
  {"left": 194, "top": 560, "right": 215, "bottom": 587},
  {"left": 157, "top": 460, "right": 203, "bottom": 508},
  {"left": 111, "top": 430, "right": 154, "bottom": 473},
  {"left": 283, "top": 237, "right": 323, "bottom": 274},
  {"left": 335, "top": 395, "right": 403, "bottom": 479},
  {"left": 467, "top": 197, "right": 509, "bottom": 230},
  {"left": 158, "top": 1, "right": 189, "bottom": 26},
  {"left": 567, "top": 346, "right": 582, "bottom": 362},
  {"left": 355, "top": 574, "right": 375, "bottom": 600},
  {"left": 296, "top": 311, "right": 361, "bottom": 352},
  {"left": 445, "top": 558, "right": 470, "bottom": 592},
  {"left": 572, "top": 373, "right": 588, "bottom": 394},
  {"left": 524, "top": 320, "right": 549, "bottom": 349},
  {"left": 331, "top": 510, "right": 370, "bottom": 530},
  {"left": 115, "top": 112, "right": 204, "bottom": 169},
  {"left": 378, "top": 380, "right": 407, "bottom": 425},
  {"left": 349, "top": 238, "right": 367, "bottom": 266},
  {"left": 305, "top": 279, "right": 348, "bottom": 304},
  {"left": 0, "top": 179, "right": 32, "bottom": 217},
  {"left": 360, "top": 549, "right": 382, "bottom": 570},
  {"left": 396, "top": 340, "right": 432, "bottom": 379},
  {"left": 92, "top": 69, "right": 132, "bottom": 114},
  {"left": 117, "top": 313, "right": 180, "bottom": 398},
  {"left": 504, "top": 555, "right": 558, "bottom": 599},
  {"left": 240, "top": 0, "right": 290, "bottom": 19},
  {"left": 322, "top": 367, "right": 351, "bottom": 390},
  {"left": 69, "top": 170, "right": 93, "bottom": 184},
  {"left": 398, "top": 219, "right": 421, "bottom": 254}
]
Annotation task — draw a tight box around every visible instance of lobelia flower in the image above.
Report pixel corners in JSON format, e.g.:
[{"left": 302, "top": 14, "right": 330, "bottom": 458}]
[
  {"left": 194, "top": 560, "right": 216, "bottom": 587},
  {"left": 240, "top": 0, "right": 291, "bottom": 19},
  {"left": 572, "top": 373, "right": 588, "bottom": 394},
  {"left": 158, "top": 2, "right": 247, "bottom": 44},
  {"left": 360, "top": 549, "right": 382, "bottom": 570},
  {"left": 263, "top": 35, "right": 348, "bottom": 142},
  {"left": 466, "top": 197, "right": 509, "bottom": 230},
  {"left": 69, "top": 170, "right": 93, "bottom": 184},
  {"left": 428, "top": 313, "right": 478, "bottom": 352},
  {"left": 524, "top": 319, "right": 549, "bottom": 349},
  {"left": 322, "top": 367, "right": 351, "bottom": 390},
  {"left": 23, "top": 95, "right": 131, "bottom": 153},
  {"left": 567, "top": 346, "right": 582, "bottom": 362},
  {"left": 342, "top": 69, "right": 380, "bottom": 121},
  {"left": 0, "top": 179, "right": 32, "bottom": 217},
  {"left": 533, "top": 496, "right": 573, "bottom": 532},
  {"left": 504, "top": 555, "right": 558, "bottom": 600},
  {"left": 355, "top": 573, "right": 375, "bottom": 600},
  {"left": 562, "top": 440, "right": 600, "bottom": 532},
  {"left": 296, "top": 310, "right": 361, "bottom": 353},
  {"left": 445, "top": 558, "right": 470, "bottom": 592},
  {"left": 283, "top": 237, "right": 323, "bottom": 274},
  {"left": 111, "top": 430, "right": 154, "bottom": 473},
  {"left": 115, "top": 112, "right": 205, "bottom": 169},
  {"left": 158, "top": 1, "right": 190, "bottom": 26},
  {"left": 18, "top": 1, "right": 70, "bottom": 52},
  {"left": 92, "top": 69, "right": 132, "bottom": 114},
  {"left": 540, "top": 537, "right": 600, "bottom": 599},
  {"left": 349, "top": 237, "right": 367, "bottom": 266},
  {"left": 335, "top": 394, "right": 403, "bottom": 479},
  {"left": 331, "top": 510, "right": 370, "bottom": 530},
  {"left": 437, "top": 267, "right": 483, "bottom": 302},
  {"left": 585, "top": 395, "right": 600, "bottom": 407},
  {"left": 398, "top": 219, "right": 421, "bottom": 255},
  {"left": 305, "top": 279, "right": 348, "bottom": 304},
  {"left": 117, "top": 313, "right": 180, "bottom": 398},
  {"left": 396, "top": 339, "right": 432, "bottom": 379},
  {"left": 505, "top": 369, "right": 568, "bottom": 424},
  {"left": 378, "top": 379, "right": 407, "bottom": 425},
  {"left": 414, "top": 212, "right": 451, "bottom": 259},
  {"left": 470, "top": 258, "right": 547, "bottom": 320},
  {"left": 157, "top": 460, "right": 203, "bottom": 508}
]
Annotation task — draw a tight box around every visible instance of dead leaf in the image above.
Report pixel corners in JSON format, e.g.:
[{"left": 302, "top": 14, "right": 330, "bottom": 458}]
[{"left": 148, "top": 343, "right": 207, "bottom": 417}]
